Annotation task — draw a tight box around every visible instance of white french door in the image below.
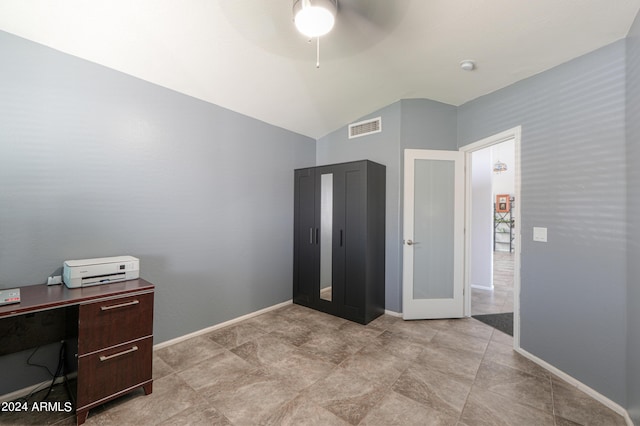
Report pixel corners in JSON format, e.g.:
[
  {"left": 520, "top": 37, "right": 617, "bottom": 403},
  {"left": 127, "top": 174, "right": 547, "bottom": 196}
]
[{"left": 403, "top": 149, "right": 465, "bottom": 320}]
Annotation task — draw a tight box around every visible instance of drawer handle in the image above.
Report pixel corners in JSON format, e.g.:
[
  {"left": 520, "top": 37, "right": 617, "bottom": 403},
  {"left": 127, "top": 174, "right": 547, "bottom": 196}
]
[
  {"left": 100, "top": 300, "right": 139, "bottom": 311},
  {"left": 99, "top": 345, "right": 138, "bottom": 362}
]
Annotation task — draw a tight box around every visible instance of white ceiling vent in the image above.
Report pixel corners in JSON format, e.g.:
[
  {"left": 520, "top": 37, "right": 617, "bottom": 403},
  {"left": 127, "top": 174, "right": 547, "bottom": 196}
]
[{"left": 348, "top": 117, "right": 382, "bottom": 139}]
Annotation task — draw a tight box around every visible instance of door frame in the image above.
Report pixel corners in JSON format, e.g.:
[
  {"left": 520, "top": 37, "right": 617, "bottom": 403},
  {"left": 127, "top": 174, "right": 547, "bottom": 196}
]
[{"left": 460, "top": 126, "right": 522, "bottom": 349}]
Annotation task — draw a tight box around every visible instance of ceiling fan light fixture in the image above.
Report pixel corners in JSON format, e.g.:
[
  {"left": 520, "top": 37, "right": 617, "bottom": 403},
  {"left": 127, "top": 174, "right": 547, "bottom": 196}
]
[{"left": 293, "top": 0, "right": 337, "bottom": 38}]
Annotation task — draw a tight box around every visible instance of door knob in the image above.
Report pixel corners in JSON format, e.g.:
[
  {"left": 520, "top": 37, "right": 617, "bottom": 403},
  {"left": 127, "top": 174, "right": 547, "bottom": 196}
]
[{"left": 406, "top": 239, "right": 419, "bottom": 246}]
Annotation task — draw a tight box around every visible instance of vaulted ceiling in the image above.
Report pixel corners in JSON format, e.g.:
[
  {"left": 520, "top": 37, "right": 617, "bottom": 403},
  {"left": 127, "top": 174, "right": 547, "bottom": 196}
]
[{"left": 1, "top": 0, "right": 639, "bottom": 139}]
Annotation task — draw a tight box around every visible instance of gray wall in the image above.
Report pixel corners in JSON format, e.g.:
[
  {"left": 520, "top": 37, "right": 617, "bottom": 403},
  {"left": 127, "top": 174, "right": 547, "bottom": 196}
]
[
  {"left": 317, "top": 102, "right": 402, "bottom": 312},
  {"left": 0, "top": 31, "right": 315, "bottom": 394},
  {"left": 626, "top": 10, "right": 640, "bottom": 423},
  {"left": 316, "top": 99, "right": 457, "bottom": 313},
  {"left": 399, "top": 100, "right": 458, "bottom": 310},
  {"left": 458, "top": 41, "right": 628, "bottom": 404}
]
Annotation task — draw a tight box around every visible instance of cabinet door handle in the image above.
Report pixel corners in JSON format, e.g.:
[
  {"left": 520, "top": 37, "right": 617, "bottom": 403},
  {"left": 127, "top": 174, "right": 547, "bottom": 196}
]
[
  {"left": 99, "top": 345, "right": 138, "bottom": 362},
  {"left": 100, "top": 300, "right": 139, "bottom": 311},
  {"left": 309, "top": 227, "right": 314, "bottom": 244},
  {"left": 315, "top": 228, "right": 319, "bottom": 245},
  {"left": 340, "top": 230, "right": 343, "bottom": 247}
]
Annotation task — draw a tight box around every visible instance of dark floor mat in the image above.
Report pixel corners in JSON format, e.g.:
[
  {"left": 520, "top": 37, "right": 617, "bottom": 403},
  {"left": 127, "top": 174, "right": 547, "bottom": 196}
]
[{"left": 472, "top": 312, "right": 513, "bottom": 336}]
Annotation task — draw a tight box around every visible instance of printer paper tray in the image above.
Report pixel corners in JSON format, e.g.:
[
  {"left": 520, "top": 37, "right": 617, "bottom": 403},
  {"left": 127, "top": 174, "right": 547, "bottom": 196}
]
[{"left": 81, "top": 273, "right": 127, "bottom": 286}]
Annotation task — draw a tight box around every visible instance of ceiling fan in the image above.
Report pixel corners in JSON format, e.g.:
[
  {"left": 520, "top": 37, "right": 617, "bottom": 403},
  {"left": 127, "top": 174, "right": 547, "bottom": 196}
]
[{"left": 218, "top": 0, "right": 410, "bottom": 66}]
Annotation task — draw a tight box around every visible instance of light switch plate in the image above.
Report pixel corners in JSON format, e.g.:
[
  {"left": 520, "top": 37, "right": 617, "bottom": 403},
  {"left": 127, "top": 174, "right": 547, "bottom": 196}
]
[{"left": 533, "top": 227, "right": 547, "bottom": 242}]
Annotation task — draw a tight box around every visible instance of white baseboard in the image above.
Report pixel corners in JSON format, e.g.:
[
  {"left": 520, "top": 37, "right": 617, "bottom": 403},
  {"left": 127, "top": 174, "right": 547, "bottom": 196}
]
[
  {"left": 153, "top": 299, "right": 292, "bottom": 351},
  {"left": 471, "top": 284, "right": 494, "bottom": 290},
  {"left": 1, "top": 301, "right": 294, "bottom": 402},
  {"left": 0, "top": 373, "right": 77, "bottom": 403},
  {"left": 384, "top": 309, "right": 402, "bottom": 318},
  {"left": 515, "top": 347, "right": 633, "bottom": 426}
]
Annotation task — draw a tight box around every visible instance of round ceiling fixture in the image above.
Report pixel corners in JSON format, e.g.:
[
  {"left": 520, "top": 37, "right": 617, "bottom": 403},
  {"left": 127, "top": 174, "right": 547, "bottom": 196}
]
[
  {"left": 460, "top": 60, "right": 476, "bottom": 71},
  {"left": 293, "top": 0, "right": 338, "bottom": 38}
]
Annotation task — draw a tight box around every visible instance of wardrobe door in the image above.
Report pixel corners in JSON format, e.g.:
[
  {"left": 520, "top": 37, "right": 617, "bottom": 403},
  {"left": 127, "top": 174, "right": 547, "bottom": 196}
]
[
  {"left": 315, "top": 165, "right": 340, "bottom": 316},
  {"left": 340, "top": 162, "right": 368, "bottom": 323},
  {"left": 293, "top": 168, "right": 317, "bottom": 306},
  {"left": 326, "top": 164, "right": 347, "bottom": 314}
]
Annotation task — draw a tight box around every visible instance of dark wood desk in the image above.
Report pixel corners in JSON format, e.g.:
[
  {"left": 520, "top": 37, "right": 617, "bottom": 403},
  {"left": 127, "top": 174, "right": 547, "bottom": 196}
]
[{"left": 0, "top": 279, "right": 154, "bottom": 425}]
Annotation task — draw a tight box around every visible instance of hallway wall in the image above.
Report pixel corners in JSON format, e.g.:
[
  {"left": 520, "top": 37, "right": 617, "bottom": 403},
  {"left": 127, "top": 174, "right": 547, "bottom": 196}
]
[{"left": 458, "top": 40, "right": 628, "bottom": 405}]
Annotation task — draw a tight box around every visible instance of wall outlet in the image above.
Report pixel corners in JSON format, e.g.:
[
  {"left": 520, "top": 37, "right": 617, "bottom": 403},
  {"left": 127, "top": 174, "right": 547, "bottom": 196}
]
[{"left": 47, "top": 275, "right": 62, "bottom": 285}]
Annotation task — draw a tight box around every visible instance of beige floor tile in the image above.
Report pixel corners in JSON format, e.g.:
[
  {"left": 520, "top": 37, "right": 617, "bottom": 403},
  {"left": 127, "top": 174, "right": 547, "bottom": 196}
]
[
  {"left": 415, "top": 341, "right": 484, "bottom": 383},
  {"left": 339, "top": 343, "right": 410, "bottom": 386},
  {"left": 483, "top": 340, "right": 551, "bottom": 380},
  {"left": 303, "top": 368, "right": 387, "bottom": 425},
  {"left": 205, "top": 373, "right": 298, "bottom": 425},
  {"left": 206, "top": 323, "right": 266, "bottom": 349},
  {"left": 392, "top": 365, "right": 472, "bottom": 419},
  {"left": 243, "top": 310, "right": 299, "bottom": 334},
  {"left": 298, "top": 328, "right": 364, "bottom": 364},
  {"left": 267, "top": 321, "right": 315, "bottom": 347},
  {"left": 365, "top": 313, "right": 403, "bottom": 330},
  {"left": 474, "top": 360, "right": 553, "bottom": 413},
  {"left": 230, "top": 333, "right": 298, "bottom": 367},
  {"left": 490, "top": 328, "right": 514, "bottom": 347},
  {"left": 155, "top": 400, "right": 232, "bottom": 426},
  {"left": 153, "top": 351, "right": 175, "bottom": 379},
  {"left": 336, "top": 320, "right": 385, "bottom": 346},
  {"left": 430, "top": 327, "right": 490, "bottom": 355},
  {"left": 553, "top": 415, "right": 583, "bottom": 425},
  {"left": 459, "top": 386, "right": 555, "bottom": 426},
  {"left": 471, "top": 251, "right": 514, "bottom": 316},
  {"left": 387, "top": 319, "right": 440, "bottom": 344},
  {"left": 177, "top": 350, "right": 256, "bottom": 393},
  {"left": 155, "top": 335, "right": 225, "bottom": 371},
  {"left": 263, "top": 348, "right": 336, "bottom": 391},
  {"left": 441, "top": 317, "right": 495, "bottom": 340},
  {"left": 360, "top": 391, "right": 458, "bottom": 426},
  {"left": 369, "top": 330, "right": 427, "bottom": 361},
  {"left": 89, "top": 373, "right": 202, "bottom": 425},
  {"left": 260, "top": 395, "right": 350, "bottom": 426},
  {"left": 298, "top": 309, "right": 349, "bottom": 332},
  {"left": 551, "top": 379, "right": 627, "bottom": 426}
]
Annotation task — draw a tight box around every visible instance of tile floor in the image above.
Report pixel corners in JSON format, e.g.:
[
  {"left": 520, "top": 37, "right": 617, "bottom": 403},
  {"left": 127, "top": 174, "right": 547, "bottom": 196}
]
[
  {"left": 2, "top": 301, "right": 627, "bottom": 425},
  {"left": 471, "top": 251, "right": 514, "bottom": 315}
]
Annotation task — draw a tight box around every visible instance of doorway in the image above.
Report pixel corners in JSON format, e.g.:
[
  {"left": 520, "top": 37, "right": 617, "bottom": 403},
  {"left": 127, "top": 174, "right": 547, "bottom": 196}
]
[{"left": 462, "top": 127, "right": 521, "bottom": 348}]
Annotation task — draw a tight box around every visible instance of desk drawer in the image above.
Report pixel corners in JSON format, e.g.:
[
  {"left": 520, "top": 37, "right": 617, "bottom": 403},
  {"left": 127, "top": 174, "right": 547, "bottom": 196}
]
[
  {"left": 78, "top": 292, "right": 153, "bottom": 355},
  {"left": 77, "top": 336, "right": 152, "bottom": 409}
]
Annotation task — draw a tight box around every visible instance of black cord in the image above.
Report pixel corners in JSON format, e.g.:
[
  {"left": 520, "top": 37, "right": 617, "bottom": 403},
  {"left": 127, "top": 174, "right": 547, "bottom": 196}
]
[
  {"left": 40, "top": 341, "right": 65, "bottom": 401},
  {"left": 26, "top": 345, "right": 55, "bottom": 377},
  {"left": 14, "top": 341, "right": 65, "bottom": 404}
]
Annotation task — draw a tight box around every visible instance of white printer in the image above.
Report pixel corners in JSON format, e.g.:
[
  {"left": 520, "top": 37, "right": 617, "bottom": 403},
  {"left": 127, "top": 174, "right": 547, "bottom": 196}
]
[{"left": 63, "top": 256, "right": 140, "bottom": 288}]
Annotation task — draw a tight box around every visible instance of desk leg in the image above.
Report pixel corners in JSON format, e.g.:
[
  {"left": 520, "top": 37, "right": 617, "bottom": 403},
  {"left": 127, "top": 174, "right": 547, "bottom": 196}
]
[
  {"left": 76, "top": 409, "right": 88, "bottom": 425},
  {"left": 143, "top": 381, "right": 153, "bottom": 395}
]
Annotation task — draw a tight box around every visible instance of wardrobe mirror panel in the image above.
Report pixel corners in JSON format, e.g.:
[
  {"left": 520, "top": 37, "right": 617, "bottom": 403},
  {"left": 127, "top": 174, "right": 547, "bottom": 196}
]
[{"left": 320, "top": 173, "right": 333, "bottom": 301}]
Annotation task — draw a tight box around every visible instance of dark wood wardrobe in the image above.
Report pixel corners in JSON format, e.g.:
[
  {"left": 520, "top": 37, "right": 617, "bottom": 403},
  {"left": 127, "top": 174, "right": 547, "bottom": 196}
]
[{"left": 293, "top": 160, "right": 385, "bottom": 324}]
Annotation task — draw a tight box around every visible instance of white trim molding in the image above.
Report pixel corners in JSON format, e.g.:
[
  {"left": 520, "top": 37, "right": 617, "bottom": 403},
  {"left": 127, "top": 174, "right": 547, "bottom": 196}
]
[
  {"left": 516, "top": 347, "right": 634, "bottom": 426},
  {"left": 460, "top": 125, "right": 522, "bottom": 349},
  {"left": 153, "top": 300, "right": 292, "bottom": 351}
]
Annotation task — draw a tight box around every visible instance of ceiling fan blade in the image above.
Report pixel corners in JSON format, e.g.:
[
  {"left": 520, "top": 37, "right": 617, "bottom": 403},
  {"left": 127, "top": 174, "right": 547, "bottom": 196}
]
[
  {"left": 338, "top": 0, "right": 409, "bottom": 31},
  {"left": 217, "top": 0, "right": 409, "bottom": 62}
]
